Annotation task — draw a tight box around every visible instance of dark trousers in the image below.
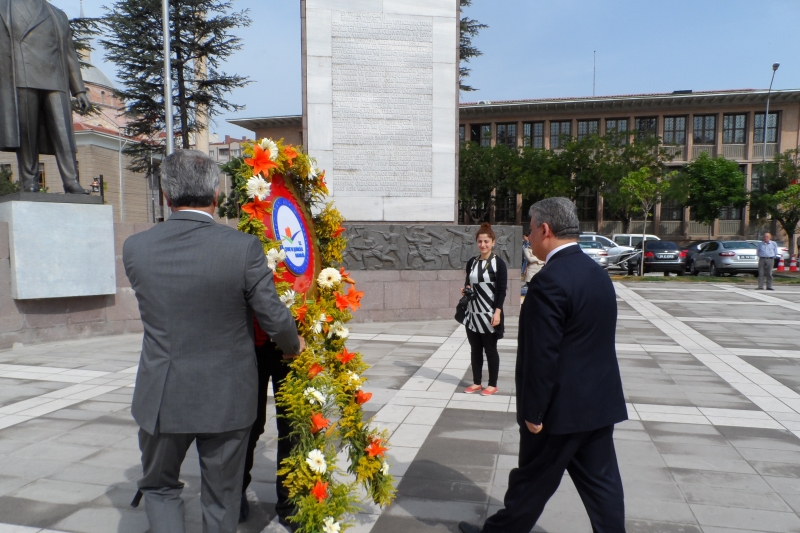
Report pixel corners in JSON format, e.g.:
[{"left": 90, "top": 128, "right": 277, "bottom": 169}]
[
  {"left": 484, "top": 425, "right": 625, "bottom": 533},
  {"left": 138, "top": 426, "right": 250, "bottom": 533},
  {"left": 241, "top": 341, "right": 296, "bottom": 518},
  {"left": 466, "top": 327, "right": 500, "bottom": 387},
  {"left": 16, "top": 88, "right": 79, "bottom": 188}
]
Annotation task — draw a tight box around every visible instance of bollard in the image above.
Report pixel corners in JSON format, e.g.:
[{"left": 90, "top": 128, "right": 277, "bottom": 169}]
[
  {"left": 791, "top": 256, "right": 798, "bottom": 272},
  {"left": 777, "top": 257, "right": 785, "bottom": 272}
]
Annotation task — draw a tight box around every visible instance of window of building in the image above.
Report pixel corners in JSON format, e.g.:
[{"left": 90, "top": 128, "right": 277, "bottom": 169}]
[
  {"left": 523, "top": 122, "right": 544, "bottom": 149},
  {"left": 218, "top": 148, "right": 230, "bottom": 159},
  {"left": 232, "top": 149, "right": 241, "bottom": 157},
  {"left": 471, "top": 124, "right": 491, "bottom": 147},
  {"left": 576, "top": 192, "right": 596, "bottom": 221},
  {"left": 577, "top": 120, "right": 599, "bottom": 141},
  {"left": 605, "top": 118, "right": 628, "bottom": 144},
  {"left": 634, "top": 117, "right": 657, "bottom": 140},
  {"left": 719, "top": 206, "right": 742, "bottom": 220},
  {"left": 459, "top": 125, "right": 465, "bottom": 144},
  {"left": 209, "top": 150, "right": 215, "bottom": 159},
  {"left": 496, "top": 123, "right": 517, "bottom": 149},
  {"left": 693, "top": 115, "right": 716, "bottom": 145},
  {"left": 754, "top": 112, "right": 779, "bottom": 144},
  {"left": 722, "top": 114, "right": 746, "bottom": 144},
  {"left": 550, "top": 121, "right": 571, "bottom": 149},
  {"left": 751, "top": 165, "right": 766, "bottom": 192},
  {"left": 663, "top": 116, "right": 687, "bottom": 145},
  {"left": 660, "top": 198, "right": 683, "bottom": 221}
]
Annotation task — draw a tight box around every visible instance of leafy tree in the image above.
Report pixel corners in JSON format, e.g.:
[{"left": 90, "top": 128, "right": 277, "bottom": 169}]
[
  {"left": 459, "top": 142, "right": 518, "bottom": 223},
  {"left": 620, "top": 167, "right": 673, "bottom": 275},
  {"left": 670, "top": 152, "right": 747, "bottom": 236},
  {"left": 0, "top": 166, "right": 19, "bottom": 196},
  {"left": 751, "top": 150, "right": 800, "bottom": 254},
  {"left": 102, "top": 0, "right": 251, "bottom": 172},
  {"left": 459, "top": 0, "right": 487, "bottom": 92},
  {"left": 68, "top": 17, "right": 102, "bottom": 116},
  {"left": 514, "top": 145, "right": 573, "bottom": 203}
]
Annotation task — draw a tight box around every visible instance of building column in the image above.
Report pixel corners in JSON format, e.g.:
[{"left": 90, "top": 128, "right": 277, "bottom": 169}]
[{"left": 596, "top": 192, "right": 604, "bottom": 234}]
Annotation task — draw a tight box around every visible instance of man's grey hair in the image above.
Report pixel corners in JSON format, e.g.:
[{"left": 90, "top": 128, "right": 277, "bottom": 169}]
[
  {"left": 528, "top": 197, "right": 580, "bottom": 239},
  {"left": 161, "top": 150, "right": 220, "bottom": 208}
]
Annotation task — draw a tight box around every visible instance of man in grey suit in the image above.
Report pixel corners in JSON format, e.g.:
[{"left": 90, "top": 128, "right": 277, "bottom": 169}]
[{"left": 124, "top": 150, "right": 304, "bottom": 533}]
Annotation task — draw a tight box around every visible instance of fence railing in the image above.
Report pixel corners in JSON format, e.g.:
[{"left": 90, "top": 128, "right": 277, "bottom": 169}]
[
  {"left": 600, "top": 221, "right": 624, "bottom": 235},
  {"left": 662, "top": 145, "right": 685, "bottom": 160},
  {"left": 719, "top": 220, "right": 744, "bottom": 235},
  {"left": 688, "top": 221, "right": 712, "bottom": 235},
  {"left": 692, "top": 145, "right": 715, "bottom": 159},
  {"left": 722, "top": 144, "right": 746, "bottom": 160},
  {"left": 628, "top": 221, "right": 655, "bottom": 234},
  {"left": 752, "top": 143, "right": 777, "bottom": 160},
  {"left": 579, "top": 221, "right": 597, "bottom": 233},
  {"left": 659, "top": 221, "right": 682, "bottom": 235}
]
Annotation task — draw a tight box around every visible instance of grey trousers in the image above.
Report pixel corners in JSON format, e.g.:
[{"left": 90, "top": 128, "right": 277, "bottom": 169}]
[
  {"left": 758, "top": 257, "right": 774, "bottom": 289},
  {"left": 138, "top": 426, "right": 250, "bottom": 533}
]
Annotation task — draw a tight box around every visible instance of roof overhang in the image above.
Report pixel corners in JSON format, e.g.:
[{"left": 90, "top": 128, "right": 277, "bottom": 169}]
[{"left": 227, "top": 115, "right": 302, "bottom": 133}]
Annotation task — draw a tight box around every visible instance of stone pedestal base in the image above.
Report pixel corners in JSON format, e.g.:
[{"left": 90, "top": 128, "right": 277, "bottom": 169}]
[{"left": 0, "top": 200, "right": 116, "bottom": 299}]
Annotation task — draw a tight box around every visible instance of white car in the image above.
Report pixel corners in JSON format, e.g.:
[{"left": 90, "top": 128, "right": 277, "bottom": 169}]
[{"left": 604, "top": 234, "right": 660, "bottom": 268}]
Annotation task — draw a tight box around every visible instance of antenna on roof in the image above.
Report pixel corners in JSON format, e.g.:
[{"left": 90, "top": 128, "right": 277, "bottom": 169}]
[
  {"left": 593, "top": 51, "right": 596, "bottom": 97},
  {"left": 80, "top": 0, "right": 85, "bottom": 18}
]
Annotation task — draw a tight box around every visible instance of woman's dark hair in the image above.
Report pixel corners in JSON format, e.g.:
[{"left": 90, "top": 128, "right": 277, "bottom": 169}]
[{"left": 475, "top": 222, "right": 496, "bottom": 241}]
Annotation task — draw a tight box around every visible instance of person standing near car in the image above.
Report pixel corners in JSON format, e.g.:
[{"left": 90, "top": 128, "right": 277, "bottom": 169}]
[{"left": 757, "top": 232, "right": 779, "bottom": 290}]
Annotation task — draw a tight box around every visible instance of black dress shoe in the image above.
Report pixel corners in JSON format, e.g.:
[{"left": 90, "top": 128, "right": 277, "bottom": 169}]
[
  {"left": 63, "top": 180, "right": 89, "bottom": 194},
  {"left": 458, "top": 522, "right": 482, "bottom": 533},
  {"left": 238, "top": 493, "right": 249, "bottom": 523}
]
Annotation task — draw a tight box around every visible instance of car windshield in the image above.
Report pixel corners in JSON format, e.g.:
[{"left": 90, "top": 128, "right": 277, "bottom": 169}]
[
  {"left": 722, "top": 242, "right": 757, "bottom": 249},
  {"left": 597, "top": 236, "right": 615, "bottom": 247},
  {"left": 645, "top": 241, "right": 679, "bottom": 251},
  {"left": 578, "top": 236, "right": 593, "bottom": 242},
  {"left": 579, "top": 242, "right": 603, "bottom": 249}
]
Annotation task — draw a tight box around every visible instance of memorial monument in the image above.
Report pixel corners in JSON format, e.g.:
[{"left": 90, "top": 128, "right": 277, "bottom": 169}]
[
  {"left": 302, "top": 0, "right": 459, "bottom": 222},
  {"left": 0, "top": 0, "right": 90, "bottom": 194}
]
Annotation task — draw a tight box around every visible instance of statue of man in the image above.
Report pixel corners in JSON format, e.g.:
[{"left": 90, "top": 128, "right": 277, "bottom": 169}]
[{"left": 0, "top": 0, "right": 91, "bottom": 194}]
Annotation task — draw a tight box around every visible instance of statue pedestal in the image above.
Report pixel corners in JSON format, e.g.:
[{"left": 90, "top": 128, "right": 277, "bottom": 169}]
[{"left": 0, "top": 195, "right": 115, "bottom": 299}]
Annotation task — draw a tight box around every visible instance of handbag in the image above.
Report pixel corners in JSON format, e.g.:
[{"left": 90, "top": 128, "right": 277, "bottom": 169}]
[{"left": 454, "top": 286, "right": 473, "bottom": 324}]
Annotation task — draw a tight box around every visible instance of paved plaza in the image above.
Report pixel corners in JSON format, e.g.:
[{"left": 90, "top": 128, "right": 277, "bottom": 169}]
[{"left": 2, "top": 281, "right": 800, "bottom": 532}]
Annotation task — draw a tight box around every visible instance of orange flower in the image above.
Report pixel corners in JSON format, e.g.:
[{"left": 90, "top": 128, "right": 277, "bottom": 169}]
[
  {"left": 339, "top": 267, "right": 355, "bottom": 285},
  {"left": 365, "top": 438, "right": 387, "bottom": 457},
  {"left": 295, "top": 304, "right": 308, "bottom": 323},
  {"left": 273, "top": 269, "right": 287, "bottom": 283},
  {"left": 318, "top": 171, "right": 328, "bottom": 192},
  {"left": 240, "top": 197, "right": 270, "bottom": 221},
  {"left": 345, "top": 287, "right": 364, "bottom": 311},
  {"left": 244, "top": 144, "right": 278, "bottom": 177},
  {"left": 310, "top": 480, "right": 328, "bottom": 503},
  {"left": 283, "top": 145, "right": 298, "bottom": 166},
  {"left": 337, "top": 347, "right": 355, "bottom": 365},
  {"left": 308, "top": 363, "right": 323, "bottom": 379},
  {"left": 332, "top": 226, "right": 346, "bottom": 238},
  {"left": 310, "top": 412, "right": 330, "bottom": 434},
  {"left": 355, "top": 390, "right": 372, "bottom": 405},
  {"left": 334, "top": 292, "right": 350, "bottom": 312}
]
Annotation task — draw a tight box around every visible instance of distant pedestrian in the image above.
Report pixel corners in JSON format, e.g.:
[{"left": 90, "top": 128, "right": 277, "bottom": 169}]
[
  {"left": 757, "top": 232, "right": 779, "bottom": 290},
  {"left": 462, "top": 223, "right": 508, "bottom": 397},
  {"left": 523, "top": 233, "right": 545, "bottom": 286},
  {"left": 522, "top": 232, "right": 530, "bottom": 274}
]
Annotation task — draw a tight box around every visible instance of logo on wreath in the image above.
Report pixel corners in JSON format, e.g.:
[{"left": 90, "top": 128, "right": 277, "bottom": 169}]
[{"left": 273, "top": 196, "right": 310, "bottom": 276}]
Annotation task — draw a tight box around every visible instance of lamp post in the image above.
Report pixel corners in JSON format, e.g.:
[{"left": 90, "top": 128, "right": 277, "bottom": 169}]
[
  {"left": 162, "top": 0, "right": 174, "bottom": 156},
  {"left": 762, "top": 63, "right": 780, "bottom": 167}
]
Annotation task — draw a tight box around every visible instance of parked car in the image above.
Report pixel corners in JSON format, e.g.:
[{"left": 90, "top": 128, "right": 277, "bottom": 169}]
[
  {"left": 578, "top": 241, "right": 609, "bottom": 268},
  {"left": 579, "top": 233, "right": 617, "bottom": 249},
  {"left": 606, "top": 234, "right": 661, "bottom": 268},
  {"left": 627, "top": 240, "right": 686, "bottom": 275},
  {"left": 681, "top": 240, "right": 710, "bottom": 272},
  {"left": 747, "top": 240, "right": 790, "bottom": 262},
  {"left": 692, "top": 241, "right": 758, "bottom": 276}
]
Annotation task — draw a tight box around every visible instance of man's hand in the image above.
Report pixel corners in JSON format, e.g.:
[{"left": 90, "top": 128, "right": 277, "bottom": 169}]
[
  {"left": 526, "top": 421, "right": 543, "bottom": 434},
  {"left": 75, "top": 92, "right": 90, "bottom": 113},
  {"left": 282, "top": 336, "right": 306, "bottom": 359}
]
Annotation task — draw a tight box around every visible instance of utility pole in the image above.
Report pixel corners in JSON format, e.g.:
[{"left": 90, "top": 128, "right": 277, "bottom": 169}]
[{"left": 162, "top": 0, "right": 174, "bottom": 156}]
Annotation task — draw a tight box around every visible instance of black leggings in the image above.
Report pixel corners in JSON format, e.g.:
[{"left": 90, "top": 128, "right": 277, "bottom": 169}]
[{"left": 466, "top": 327, "right": 500, "bottom": 387}]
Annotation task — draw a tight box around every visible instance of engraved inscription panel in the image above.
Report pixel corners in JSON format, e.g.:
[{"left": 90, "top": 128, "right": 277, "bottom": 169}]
[{"left": 332, "top": 13, "right": 433, "bottom": 198}]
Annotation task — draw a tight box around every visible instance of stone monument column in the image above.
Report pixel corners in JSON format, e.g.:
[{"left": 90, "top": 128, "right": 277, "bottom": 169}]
[{"left": 302, "top": 0, "right": 459, "bottom": 223}]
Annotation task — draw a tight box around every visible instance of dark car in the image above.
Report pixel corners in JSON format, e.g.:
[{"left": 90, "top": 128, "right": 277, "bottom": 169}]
[
  {"left": 627, "top": 241, "right": 686, "bottom": 276},
  {"left": 681, "top": 240, "right": 710, "bottom": 272}
]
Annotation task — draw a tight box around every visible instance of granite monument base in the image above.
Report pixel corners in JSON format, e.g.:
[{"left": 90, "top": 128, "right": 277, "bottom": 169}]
[{"left": 0, "top": 198, "right": 116, "bottom": 299}]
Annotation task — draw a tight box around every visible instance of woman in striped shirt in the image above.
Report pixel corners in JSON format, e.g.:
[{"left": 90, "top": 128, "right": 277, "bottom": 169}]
[{"left": 462, "top": 223, "right": 508, "bottom": 396}]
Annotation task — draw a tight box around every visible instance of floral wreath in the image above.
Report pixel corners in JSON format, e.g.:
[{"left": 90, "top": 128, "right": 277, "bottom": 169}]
[{"left": 222, "top": 139, "right": 395, "bottom": 532}]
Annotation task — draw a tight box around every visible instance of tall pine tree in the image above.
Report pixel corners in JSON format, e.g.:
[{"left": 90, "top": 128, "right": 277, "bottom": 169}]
[
  {"left": 460, "top": 0, "right": 487, "bottom": 92},
  {"left": 101, "top": 0, "right": 251, "bottom": 172}
]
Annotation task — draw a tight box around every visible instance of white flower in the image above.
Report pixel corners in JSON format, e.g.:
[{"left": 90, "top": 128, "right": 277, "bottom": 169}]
[
  {"left": 322, "top": 517, "right": 340, "bottom": 533},
  {"left": 328, "top": 321, "right": 349, "bottom": 340},
  {"left": 308, "top": 166, "right": 318, "bottom": 180},
  {"left": 306, "top": 449, "right": 327, "bottom": 475},
  {"left": 348, "top": 371, "right": 361, "bottom": 390},
  {"left": 260, "top": 138, "right": 279, "bottom": 161},
  {"left": 313, "top": 313, "right": 327, "bottom": 334},
  {"left": 266, "top": 248, "right": 286, "bottom": 271},
  {"left": 303, "top": 387, "right": 326, "bottom": 405},
  {"left": 245, "top": 175, "right": 270, "bottom": 199},
  {"left": 317, "top": 267, "right": 342, "bottom": 289},
  {"left": 279, "top": 290, "right": 296, "bottom": 308},
  {"left": 381, "top": 461, "right": 390, "bottom": 476}
]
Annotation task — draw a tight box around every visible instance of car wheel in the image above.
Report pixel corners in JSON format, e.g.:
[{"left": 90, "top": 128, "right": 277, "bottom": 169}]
[
  {"left": 663, "top": 272, "right": 670, "bottom": 277},
  {"left": 677, "top": 270, "right": 685, "bottom": 276},
  {"left": 709, "top": 262, "right": 719, "bottom": 277}
]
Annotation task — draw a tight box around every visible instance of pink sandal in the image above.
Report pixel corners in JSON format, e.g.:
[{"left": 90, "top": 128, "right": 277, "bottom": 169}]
[
  {"left": 481, "top": 386, "right": 498, "bottom": 396},
  {"left": 464, "top": 384, "right": 482, "bottom": 394}
]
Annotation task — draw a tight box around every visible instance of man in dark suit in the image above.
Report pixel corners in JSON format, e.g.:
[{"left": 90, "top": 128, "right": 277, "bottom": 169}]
[
  {"left": 124, "top": 150, "right": 304, "bottom": 533},
  {"left": 460, "top": 197, "right": 628, "bottom": 533},
  {"left": 0, "top": 0, "right": 91, "bottom": 193}
]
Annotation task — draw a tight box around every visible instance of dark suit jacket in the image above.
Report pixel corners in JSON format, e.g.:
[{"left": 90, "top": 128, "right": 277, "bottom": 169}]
[
  {"left": 123, "top": 211, "right": 300, "bottom": 435},
  {"left": 515, "top": 244, "right": 627, "bottom": 434}
]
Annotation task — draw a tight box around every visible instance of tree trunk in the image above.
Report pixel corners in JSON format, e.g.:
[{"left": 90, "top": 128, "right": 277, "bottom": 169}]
[{"left": 173, "top": 13, "right": 191, "bottom": 150}]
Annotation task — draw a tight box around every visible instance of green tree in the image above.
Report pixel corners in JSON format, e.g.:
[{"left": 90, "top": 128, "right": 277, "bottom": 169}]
[
  {"left": 102, "top": 0, "right": 251, "bottom": 172},
  {"left": 751, "top": 150, "right": 800, "bottom": 254},
  {"left": 459, "top": 142, "right": 518, "bottom": 223},
  {"left": 459, "top": 0, "right": 487, "bottom": 92},
  {"left": 68, "top": 16, "right": 102, "bottom": 116},
  {"left": 514, "top": 145, "right": 573, "bottom": 203},
  {"left": 620, "top": 167, "right": 673, "bottom": 275},
  {"left": 670, "top": 152, "right": 747, "bottom": 236},
  {"left": 0, "top": 166, "right": 19, "bottom": 196}
]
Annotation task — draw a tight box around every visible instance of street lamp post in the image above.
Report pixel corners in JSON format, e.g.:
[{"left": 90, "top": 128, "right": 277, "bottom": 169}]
[
  {"left": 762, "top": 63, "right": 780, "bottom": 167},
  {"left": 162, "top": 0, "right": 174, "bottom": 156}
]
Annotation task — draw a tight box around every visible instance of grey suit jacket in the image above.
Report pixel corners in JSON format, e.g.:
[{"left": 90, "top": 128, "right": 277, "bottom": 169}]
[{"left": 123, "top": 211, "right": 300, "bottom": 435}]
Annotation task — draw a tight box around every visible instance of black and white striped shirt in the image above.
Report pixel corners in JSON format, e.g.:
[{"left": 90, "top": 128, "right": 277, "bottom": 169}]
[{"left": 465, "top": 255, "right": 508, "bottom": 335}]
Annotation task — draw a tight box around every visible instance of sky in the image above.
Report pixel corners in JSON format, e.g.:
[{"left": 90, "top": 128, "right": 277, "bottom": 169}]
[{"left": 53, "top": 0, "right": 800, "bottom": 139}]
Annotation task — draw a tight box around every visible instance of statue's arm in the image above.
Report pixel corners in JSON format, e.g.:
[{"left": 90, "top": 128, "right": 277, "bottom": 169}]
[{"left": 63, "top": 15, "right": 87, "bottom": 96}]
